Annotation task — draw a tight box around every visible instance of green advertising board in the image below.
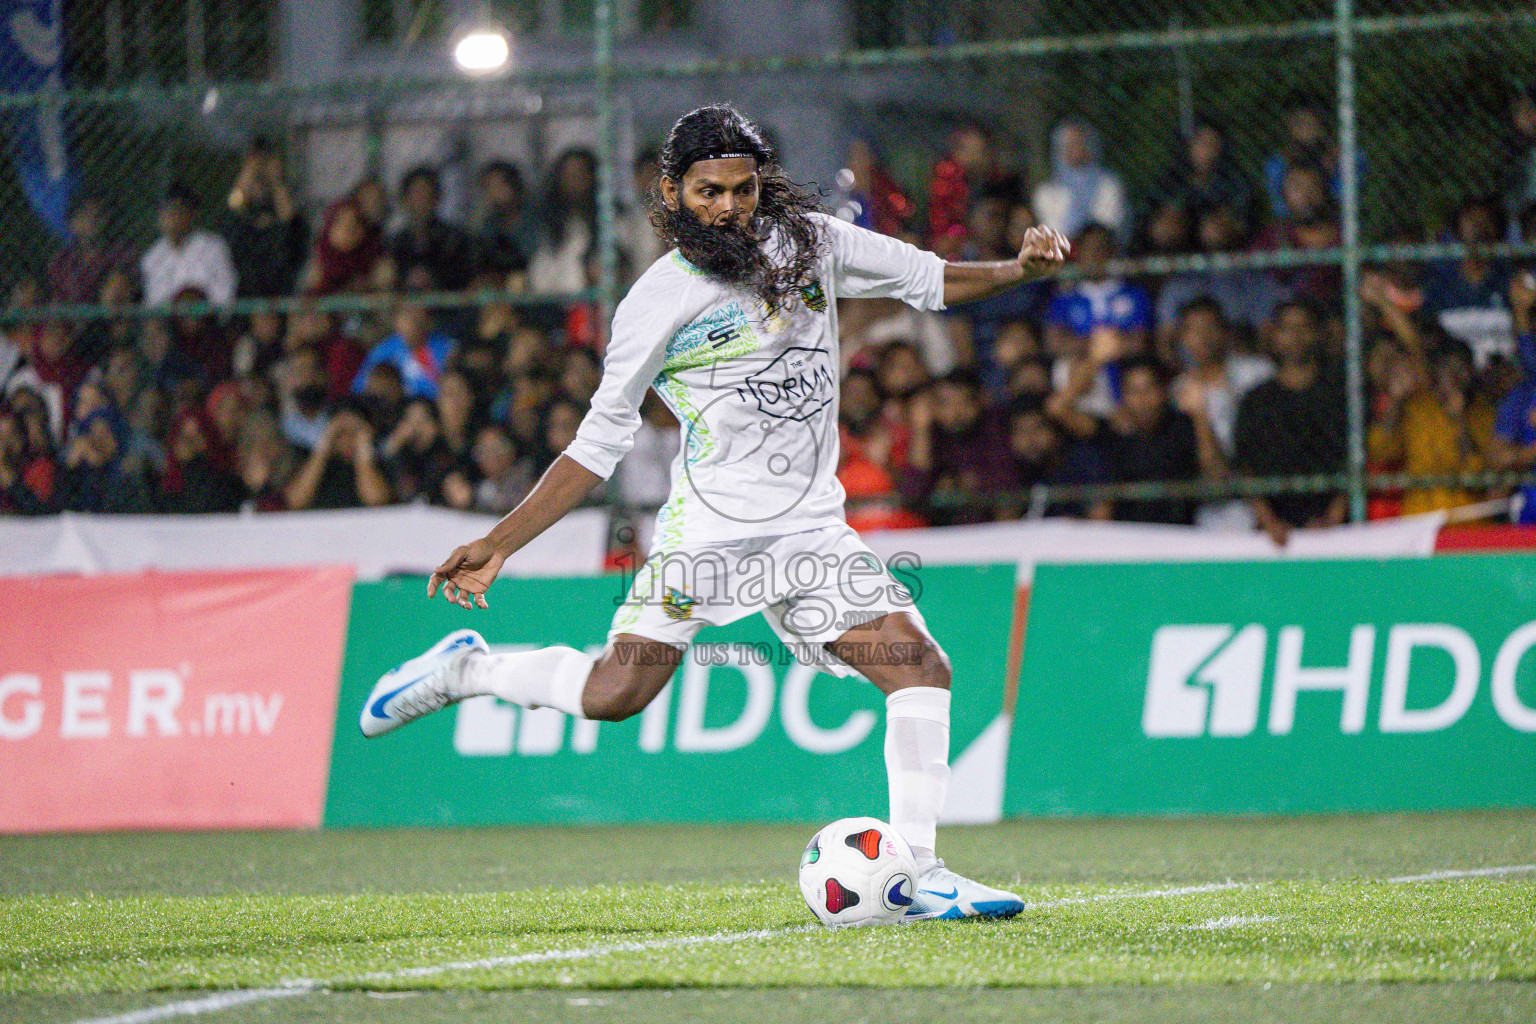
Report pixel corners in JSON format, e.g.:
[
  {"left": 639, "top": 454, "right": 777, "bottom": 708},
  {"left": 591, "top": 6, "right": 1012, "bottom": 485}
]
[
  {"left": 1007, "top": 554, "right": 1536, "bottom": 817},
  {"left": 326, "top": 564, "right": 1015, "bottom": 827}
]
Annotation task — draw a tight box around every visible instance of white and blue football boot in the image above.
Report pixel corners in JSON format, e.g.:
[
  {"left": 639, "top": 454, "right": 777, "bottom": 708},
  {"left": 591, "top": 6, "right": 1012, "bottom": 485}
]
[
  {"left": 904, "top": 860, "right": 1025, "bottom": 921},
  {"left": 359, "top": 629, "right": 488, "bottom": 738}
]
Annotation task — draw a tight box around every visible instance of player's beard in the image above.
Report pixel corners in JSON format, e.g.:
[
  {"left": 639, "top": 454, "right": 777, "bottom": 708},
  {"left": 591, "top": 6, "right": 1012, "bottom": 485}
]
[
  {"left": 656, "top": 203, "right": 768, "bottom": 291},
  {"left": 650, "top": 171, "right": 826, "bottom": 314}
]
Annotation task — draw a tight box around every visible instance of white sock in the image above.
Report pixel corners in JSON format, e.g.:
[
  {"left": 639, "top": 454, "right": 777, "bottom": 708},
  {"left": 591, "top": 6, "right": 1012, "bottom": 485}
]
[
  {"left": 458, "top": 647, "right": 595, "bottom": 718},
  {"left": 884, "top": 686, "right": 951, "bottom": 873}
]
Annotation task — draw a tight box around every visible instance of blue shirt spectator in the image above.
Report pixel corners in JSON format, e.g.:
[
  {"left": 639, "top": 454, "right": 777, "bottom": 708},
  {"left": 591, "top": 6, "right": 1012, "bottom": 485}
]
[
  {"left": 351, "top": 304, "right": 455, "bottom": 401},
  {"left": 1046, "top": 278, "right": 1151, "bottom": 339},
  {"left": 1495, "top": 381, "right": 1536, "bottom": 523}
]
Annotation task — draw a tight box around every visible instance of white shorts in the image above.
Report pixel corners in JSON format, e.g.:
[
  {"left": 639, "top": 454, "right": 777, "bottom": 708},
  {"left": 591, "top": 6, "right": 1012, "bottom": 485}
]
[{"left": 606, "top": 522, "right": 930, "bottom": 678}]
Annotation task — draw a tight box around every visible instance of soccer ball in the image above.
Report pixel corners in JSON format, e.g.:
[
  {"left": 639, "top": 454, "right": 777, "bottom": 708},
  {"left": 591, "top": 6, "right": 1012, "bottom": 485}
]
[{"left": 798, "top": 817, "right": 918, "bottom": 927}]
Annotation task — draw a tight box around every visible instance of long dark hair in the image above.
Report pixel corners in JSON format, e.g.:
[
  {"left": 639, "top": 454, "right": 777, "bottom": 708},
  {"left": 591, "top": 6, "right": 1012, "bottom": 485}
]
[{"left": 649, "top": 104, "right": 825, "bottom": 313}]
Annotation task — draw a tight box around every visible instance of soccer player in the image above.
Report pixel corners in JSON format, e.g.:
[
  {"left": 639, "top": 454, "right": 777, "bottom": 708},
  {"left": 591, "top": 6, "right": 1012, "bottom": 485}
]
[{"left": 361, "top": 105, "right": 1068, "bottom": 921}]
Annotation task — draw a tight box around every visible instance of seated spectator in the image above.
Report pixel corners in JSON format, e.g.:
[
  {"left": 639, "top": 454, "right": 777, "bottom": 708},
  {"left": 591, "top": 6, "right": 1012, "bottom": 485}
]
[
  {"left": 1253, "top": 163, "right": 1343, "bottom": 317},
  {"left": 1513, "top": 263, "right": 1535, "bottom": 377},
  {"left": 171, "top": 287, "right": 234, "bottom": 382},
  {"left": 380, "top": 397, "right": 457, "bottom": 504},
  {"left": 1158, "top": 121, "right": 1256, "bottom": 232},
  {"left": 1169, "top": 297, "right": 1272, "bottom": 528},
  {"left": 530, "top": 149, "right": 600, "bottom": 294},
  {"left": 943, "top": 185, "right": 1045, "bottom": 378},
  {"left": 351, "top": 302, "right": 455, "bottom": 400},
  {"left": 837, "top": 368, "right": 919, "bottom": 531},
  {"left": 1502, "top": 86, "right": 1536, "bottom": 218},
  {"left": 984, "top": 320, "right": 1042, "bottom": 402},
  {"left": 539, "top": 396, "right": 588, "bottom": 472},
  {"left": 135, "top": 317, "right": 197, "bottom": 395},
  {"left": 997, "top": 398, "right": 1109, "bottom": 520},
  {"left": 27, "top": 319, "right": 88, "bottom": 410},
  {"left": 435, "top": 367, "right": 480, "bottom": 461},
  {"left": 48, "top": 195, "right": 129, "bottom": 305},
  {"left": 140, "top": 183, "right": 236, "bottom": 306},
  {"left": 928, "top": 122, "right": 999, "bottom": 257},
  {"left": 1097, "top": 357, "right": 1212, "bottom": 525},
  {"left": 448, "top": 422, "right": 534, "bottom": 514},
  {"left": 1423, "top": 197, "right": 1512, "bottom": 363},
  {"left": 1043, "top": 222, "right": 1152, "bottom": 433},
  {"left": 284, "top": 309, "right": 363, "bottom": 402},
  {"left": 0, "top": 402, "right": 58, "bottom": 514},
  {"left": 495, "top": 366, "right": 558, "bottom": 453},
  {"left": 61, "top": 382, "right": 148, "bottom": 512},
  {"left": 560, "top": 347, "right": 601, "bottom": 404},
  {"left": 1368, "top": 334, "right": 1494, "bottom": 518},
  {"left": 225, "top": 137, "right": 307, "bottom": 298},
  {"left": 357, "top": 362, "right": 406, "bottom": 437},
  {"left": 1005, "top": 355, "right": 1053, "bottom": 406},
  {"left": 1234, "top": 300, "right": 1347, "bottom": 544},
  {"left": 351, "top": 176, "right": 390, "bottom": 234},
  {"left": 623, "top": 147, "right": 667, "bottom": 280},
  {"left": 98, "top": 344, "right": 146, "bottom": 423},
  {"left": 160, "top": 407, "right": 241, "bottom": 514},
  {"left": 1169, "top": 297, "right": 1274, "bottom": 456},
  {"left": 1155, "top": 204, "right": 1285, "bottom": 352},
  {"left": 234, "top": 407, "right": 295, "bottom": 512},
  {"left": 844, "top": 297, "right": 960, "bottom": 377},
  {"left": 873, "top": 339, "right": 932, "bottom": 430},
  {"left": 277, "top": 346, "right": 331, "bottom": 451},
  {"left": 900, "top": 370, "right": 1012, "bottom": 525},
  {"left": 231, "top": 310, "right": 285, "bottom": 378},
  {"left": 474, "top": 159, "right": 535, "bottom": 283},
  {"left": 390, "top": 165, "right": 473, "bottom": 292},
  {"left": 1135, "top": 198, "right": 1193, "bottom": 260},
  {"left": 284, "top": 404, "right": 392, "bottom": 510},
  {"left": 75, "top": 268, "right": 140, "bottom": 366},
  {"left": 303, "top": 199, "right": 384, "bottom": 296},
  {"left": 1491, "top": 270, "right": 1536, "bottom": 521},
  {"left": 1262, "top": 96, "right": 1355, "bottom": 219},
  {"left": 1033, "top": 120, "right": 1128, "bottom": 244},
  {"left": 834, "top": 136, "right": 915, "bottom": 242},
  {"left": 205, "top": 379, "right": 249, "bottom": 448}
]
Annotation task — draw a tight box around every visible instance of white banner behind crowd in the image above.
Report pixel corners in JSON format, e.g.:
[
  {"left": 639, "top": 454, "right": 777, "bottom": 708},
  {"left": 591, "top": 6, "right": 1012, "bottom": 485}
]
[
  {"left": 860, "top": 513, "right": 1446, "bottom": 583},
  {"left": 0, "top": 506, "right": 611, "bottom": 581},
  {"left": 0, "top": 507, "right": 1445, "bottom": 582}
]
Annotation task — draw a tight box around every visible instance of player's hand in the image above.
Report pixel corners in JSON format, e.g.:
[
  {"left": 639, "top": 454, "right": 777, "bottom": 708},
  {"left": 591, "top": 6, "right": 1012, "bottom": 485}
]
[
  {"left": 1017, "top": 225, "right": 1070, "bottom": 280},
  {"left": 428, "top": 537, "right": 506, "bottom": 610}
]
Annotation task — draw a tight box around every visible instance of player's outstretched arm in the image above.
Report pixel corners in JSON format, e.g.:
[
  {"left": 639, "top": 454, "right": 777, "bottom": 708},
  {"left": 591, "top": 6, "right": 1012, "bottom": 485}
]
[
  {"left": 942, "top": 224, "right": 1070, "bottom": 307},
  {"left": 428, "top": 454, "right": 603, "bottom": 610}
]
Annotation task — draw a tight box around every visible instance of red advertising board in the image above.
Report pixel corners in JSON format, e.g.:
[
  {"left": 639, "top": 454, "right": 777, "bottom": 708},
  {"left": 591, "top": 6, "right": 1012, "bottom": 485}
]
[{"left": 0, "top": 566, "right": 353, "bottom": 833}]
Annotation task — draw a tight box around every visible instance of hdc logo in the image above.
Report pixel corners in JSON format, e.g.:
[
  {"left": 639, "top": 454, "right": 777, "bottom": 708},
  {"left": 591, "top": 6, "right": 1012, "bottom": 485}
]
[{"left": 1143, "top": 623, "right": 1536, "bottom": 738}]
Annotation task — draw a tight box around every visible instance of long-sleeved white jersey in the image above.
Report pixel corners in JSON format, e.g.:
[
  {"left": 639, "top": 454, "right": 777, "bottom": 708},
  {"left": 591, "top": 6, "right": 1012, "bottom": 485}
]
[{"left": 564, "top": 212, "right": 946, "bottom": 550}]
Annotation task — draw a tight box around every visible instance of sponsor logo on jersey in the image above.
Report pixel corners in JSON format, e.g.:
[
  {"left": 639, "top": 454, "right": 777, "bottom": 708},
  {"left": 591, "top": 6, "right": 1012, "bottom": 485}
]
[
  {"left": 798, "top": 278, "right": 827, "bottom": 313},
  {"left": 661, "top": 586, "right": 699, "bottom": 621},
  {"left": 732, "top": 346, "right": 836, "bottom": 422},
  {"left": 660, "top": 302, "right": 761, "bottom": 373}
]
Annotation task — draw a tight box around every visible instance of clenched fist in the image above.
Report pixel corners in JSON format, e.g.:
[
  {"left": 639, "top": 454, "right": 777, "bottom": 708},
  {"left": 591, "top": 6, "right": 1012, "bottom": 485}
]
[{"left": 1018, "top": 225, "right": 1070, "bottom": 281}]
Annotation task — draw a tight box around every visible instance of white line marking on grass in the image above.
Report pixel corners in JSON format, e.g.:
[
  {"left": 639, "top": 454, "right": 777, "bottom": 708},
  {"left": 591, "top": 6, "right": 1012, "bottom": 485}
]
[
  {"left": 1388, "top": 864, "right": 1536, "bottom": 884},
  {"left": 353, "top": 925, "right": 815, "bottom": 981},
  {"left": 1183, "top": 915, "right": 1281, "bottom": 931},
  {"left": 72, "top": 987, "right": 313, "bottom": 1024},
  {"left": 66, "top": 926, "right": 812, "bottom": 1024},
  {"left": 1023, "top": 880, "right": 1244, "bottom": 911},
  {"left": 60, "top": 878, "right": 1283, "bottom": 1024}
]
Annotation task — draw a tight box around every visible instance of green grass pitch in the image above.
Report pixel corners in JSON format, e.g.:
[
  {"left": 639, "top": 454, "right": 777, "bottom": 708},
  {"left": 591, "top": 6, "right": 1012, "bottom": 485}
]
[{"left": 2, "top": 811, "right": 1534, "bottom": 1023}]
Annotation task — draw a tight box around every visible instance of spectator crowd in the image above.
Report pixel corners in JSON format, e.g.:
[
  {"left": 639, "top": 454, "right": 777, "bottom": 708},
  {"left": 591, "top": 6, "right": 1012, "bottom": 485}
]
[{"left": 5, "top": 87, "right": 1536, "bottom": 553}]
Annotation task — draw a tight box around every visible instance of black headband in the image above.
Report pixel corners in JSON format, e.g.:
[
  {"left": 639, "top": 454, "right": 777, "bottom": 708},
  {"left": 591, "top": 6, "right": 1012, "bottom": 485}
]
[{"left": 693, "top": 150, "right": 756, "bottom": 163}]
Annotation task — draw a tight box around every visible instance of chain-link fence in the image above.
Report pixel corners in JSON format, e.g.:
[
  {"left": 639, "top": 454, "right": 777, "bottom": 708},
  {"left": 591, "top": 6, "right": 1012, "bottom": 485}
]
[{"left": 2, "top": 0, "right": 1535, "bottom": 533}]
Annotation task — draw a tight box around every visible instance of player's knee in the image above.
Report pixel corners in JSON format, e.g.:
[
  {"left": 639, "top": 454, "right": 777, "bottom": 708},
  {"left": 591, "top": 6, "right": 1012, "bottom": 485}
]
[
  {"left": 920, "top": 642, "right": 952, "bottom": 691},
  {"left": 582, "top": 685, "right": 646, "bottom": 722}
]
